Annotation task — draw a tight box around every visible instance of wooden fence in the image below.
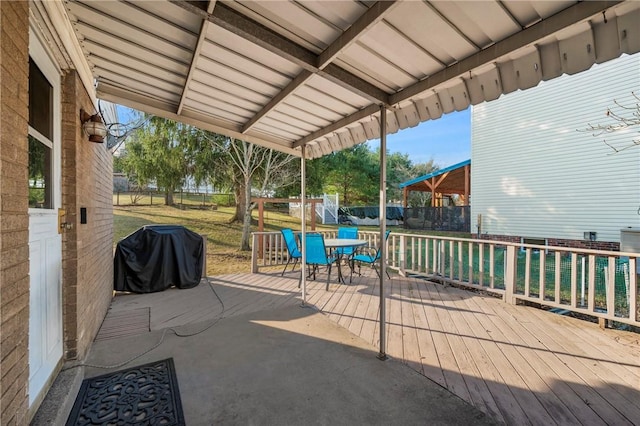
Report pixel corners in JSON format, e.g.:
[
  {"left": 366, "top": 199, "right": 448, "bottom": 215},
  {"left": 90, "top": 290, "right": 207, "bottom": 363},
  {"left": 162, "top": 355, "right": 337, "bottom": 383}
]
[{"left": 251, "top": 230, "right": 639, "bottom": 328}]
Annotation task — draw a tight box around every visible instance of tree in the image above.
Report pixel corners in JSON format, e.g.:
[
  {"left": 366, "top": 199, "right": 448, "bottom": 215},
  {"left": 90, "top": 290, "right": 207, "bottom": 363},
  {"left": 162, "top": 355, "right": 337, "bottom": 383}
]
[
  {"left": 584, "top": 91, "right": 640, "bottom": 153},
  {"left": 120, "top": 117, "right": 196, "bottom": 205},
  {"left": 385, "top": 151, "right": 414, "bottom": 203},
  {"left": 324, "top": 144, "right": 378, "bottom": 205},
  {"left": 406, "top": 160, "right": 439, "bottom": 207},
  {"left": 274, "top": 156, "right": 327, "bottom": 198},
  {"left": 199, "top": 133, "right": 297, "bottom": 250},
  {"left": 112, "top": 154, "right": 126, "bottom": 173}
]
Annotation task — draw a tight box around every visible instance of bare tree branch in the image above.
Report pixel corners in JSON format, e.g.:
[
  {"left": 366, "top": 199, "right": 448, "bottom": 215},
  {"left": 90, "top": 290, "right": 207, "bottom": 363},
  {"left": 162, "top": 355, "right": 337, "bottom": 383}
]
[{"left": 580, "top": 91, "right": 640, "bottom": 153}]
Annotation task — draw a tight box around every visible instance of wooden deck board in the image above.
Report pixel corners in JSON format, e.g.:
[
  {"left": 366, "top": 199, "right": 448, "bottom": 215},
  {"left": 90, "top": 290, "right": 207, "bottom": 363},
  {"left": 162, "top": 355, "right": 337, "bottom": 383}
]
[
  {"left": 407, "top": 277, "right": 447, "bottom": 388},
  {"left": 100, "top": 271, "right": 640, "bottom": 425},
  {"left": 418, "top": 281, "right": 475, "bottom": 407},
  {"left": 347, "top": 280, "right": 376, "bottom": 339},
  {"left": 337, "top": 280, "right": 364, "bottom": 331},
  {"left": 445, "top": 286, "right": 557, "bottom": 425},
  {"left": 506, "top": 306, "right": 637, "bottom": 425},
  {"left": 95, "top": 307, "right": 150, "bottom": 341},
  {"left": 398, "top": 278, "right": 423, "bottom": 374},
  {"left": 475, "top": 297, "right": 611, "bottom": 426},
  {"left": 388, "top": 275, "right": 404, "bottom": 362},
  {"left": 523, "top": 311, "right": 640, "bottom": 411},
  {"left": 429, "top": 283, "right": 531, "bottom": 425},
  {"left": 461, "top": 293, "right": 584, "bottom": 426},
  {"left": 523, "top": 305, "right": 640, "bottom": 383},
  {"left": 432, "top": 289, "right": 514, "bottom": 422},
  {"left": 359, "top": 279, "right": 381, "bottom": 348}
]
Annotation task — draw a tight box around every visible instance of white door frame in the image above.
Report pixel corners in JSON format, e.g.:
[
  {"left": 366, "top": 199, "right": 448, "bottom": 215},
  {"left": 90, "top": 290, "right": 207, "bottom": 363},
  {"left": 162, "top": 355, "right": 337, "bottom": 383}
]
[{"left": 27, "top": 26, "right": 64, "bottom": 408}]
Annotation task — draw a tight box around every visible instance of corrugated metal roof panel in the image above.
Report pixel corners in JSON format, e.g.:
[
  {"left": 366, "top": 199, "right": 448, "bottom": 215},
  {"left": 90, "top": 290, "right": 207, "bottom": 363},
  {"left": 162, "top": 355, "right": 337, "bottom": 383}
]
[
  {"left": 56, "top": 0, "right": 639, "bottom": 159},
  {"left": 304, "top": 75, "right": 370, "bottom": 110}
]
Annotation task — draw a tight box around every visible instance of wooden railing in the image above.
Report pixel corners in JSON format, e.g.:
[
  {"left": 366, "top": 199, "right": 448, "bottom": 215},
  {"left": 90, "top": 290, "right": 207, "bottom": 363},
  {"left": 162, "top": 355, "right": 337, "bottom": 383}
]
[{"left": 251, "top": 231, "right": 639, "bottom": 327}]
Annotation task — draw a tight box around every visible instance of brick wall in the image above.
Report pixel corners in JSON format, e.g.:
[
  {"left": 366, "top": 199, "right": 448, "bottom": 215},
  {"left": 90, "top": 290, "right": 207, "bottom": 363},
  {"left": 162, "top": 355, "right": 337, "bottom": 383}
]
[
  {"left": 0, "top": 3, "right": 113, "bottom": 421},
  {"left": 0, "top": 2, "right": 30, "bottom": 424},
  {"left": 61, "top": 72, "right": 113, "bottom": 361},
  {"left": 480, "top": 234, "right": 621, "bottom": 252}
]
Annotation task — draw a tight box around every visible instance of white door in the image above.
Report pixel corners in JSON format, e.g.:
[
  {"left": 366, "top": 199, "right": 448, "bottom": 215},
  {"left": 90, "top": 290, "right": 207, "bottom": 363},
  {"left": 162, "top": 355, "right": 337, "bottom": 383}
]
[{"left": 27, "top": 33, "right": 63, "bottom": 407}]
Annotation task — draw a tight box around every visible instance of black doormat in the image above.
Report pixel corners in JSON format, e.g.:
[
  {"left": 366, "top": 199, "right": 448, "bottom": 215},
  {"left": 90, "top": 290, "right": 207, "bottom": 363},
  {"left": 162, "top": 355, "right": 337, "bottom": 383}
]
[{"left": 66, "top": 358, "right": 185, "bottom": 425}]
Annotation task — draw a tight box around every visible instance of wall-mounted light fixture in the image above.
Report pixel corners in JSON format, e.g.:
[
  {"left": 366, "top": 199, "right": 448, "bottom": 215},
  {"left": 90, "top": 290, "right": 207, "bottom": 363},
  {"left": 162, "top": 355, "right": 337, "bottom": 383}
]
[{"left": 80, "top": 109, "right": 108, "bottom": 143}]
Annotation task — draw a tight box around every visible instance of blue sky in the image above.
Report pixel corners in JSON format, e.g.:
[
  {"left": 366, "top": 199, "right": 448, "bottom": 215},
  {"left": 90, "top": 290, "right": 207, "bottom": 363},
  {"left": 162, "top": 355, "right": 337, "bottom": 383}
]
[{"left": 368, "top": 107, "right": 471, "bottom": 169}]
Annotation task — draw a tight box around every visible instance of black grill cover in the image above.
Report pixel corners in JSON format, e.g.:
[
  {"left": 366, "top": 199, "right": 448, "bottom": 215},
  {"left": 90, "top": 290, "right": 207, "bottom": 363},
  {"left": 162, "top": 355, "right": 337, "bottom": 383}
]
[{"left": 114, "top": 225, "right": 204, "bottom": 293}]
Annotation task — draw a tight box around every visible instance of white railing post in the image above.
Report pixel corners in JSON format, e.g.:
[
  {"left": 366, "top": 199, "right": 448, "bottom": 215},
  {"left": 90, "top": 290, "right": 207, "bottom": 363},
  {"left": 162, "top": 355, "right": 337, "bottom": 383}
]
[
  {"left": 629, "top": 257, "right": 637, "bottom": 323},
  {"left": 251, "top": 233, "right": 259, "bottom": 273},
  {"left": 504, "top": 245, "right": 517, "bottom": 304},
  {"left": 399, "top": 235, "right": 406, "bottom": 277},
  {"left": 607, "top": 256, "right": 616, "bottom": 317}
]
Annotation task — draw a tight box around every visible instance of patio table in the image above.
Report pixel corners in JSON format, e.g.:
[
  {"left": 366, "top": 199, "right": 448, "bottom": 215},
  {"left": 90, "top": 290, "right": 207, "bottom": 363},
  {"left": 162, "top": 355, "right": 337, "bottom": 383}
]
[{"left": 323, "top": 238, "right": 368, "bottom": 284}]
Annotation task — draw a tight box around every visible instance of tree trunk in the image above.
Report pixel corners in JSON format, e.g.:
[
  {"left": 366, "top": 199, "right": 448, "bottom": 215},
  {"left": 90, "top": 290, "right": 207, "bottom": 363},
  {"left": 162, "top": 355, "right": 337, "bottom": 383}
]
[
  {"left": 165, "top": 189, "right": 174, "bottom": 206},
  {"left": 240, "top": 177, "right": 252, "bottom": 251},
  {"left": 230, "top": 183, "right": 245, "bottom": 223}
]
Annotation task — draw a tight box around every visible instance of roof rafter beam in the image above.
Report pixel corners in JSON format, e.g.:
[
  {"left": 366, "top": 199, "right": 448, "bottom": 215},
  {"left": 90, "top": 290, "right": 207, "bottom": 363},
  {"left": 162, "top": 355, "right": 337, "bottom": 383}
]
[
  {"left": 390, "top": 0, "right": 623, "bottom": 105},
  {"left": 293, "top": 104, "right": 379, "bottom": 148},
  {"left": 97, "top": 82, "right": 300, "bottom": 157},
  {"left": 241, "top": 1, "right": 397, "bottom": 134},
  {"left": 433, "top": 171, "right": 449, "bottom": 188},
  {"left": 170, "top": 0, "right": 389, "bottom": 105},
  {"left": 241, "top": 70, "right": 313, "bottom": 133},
  {"left": 317, "top": 1, "right": 399, "bottom": 69},
  {"left": 177, "top": 0, "right": 217, "bottom": 115}
]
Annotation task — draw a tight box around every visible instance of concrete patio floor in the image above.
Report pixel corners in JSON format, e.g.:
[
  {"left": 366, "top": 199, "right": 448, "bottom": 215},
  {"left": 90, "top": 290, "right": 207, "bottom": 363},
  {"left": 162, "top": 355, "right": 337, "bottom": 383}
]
[
  {"left": 86, "top": 306, "right": 492, "bottom": 425},
  {"left": 75, "top": 296, "right": 494, "bottom": 425}
]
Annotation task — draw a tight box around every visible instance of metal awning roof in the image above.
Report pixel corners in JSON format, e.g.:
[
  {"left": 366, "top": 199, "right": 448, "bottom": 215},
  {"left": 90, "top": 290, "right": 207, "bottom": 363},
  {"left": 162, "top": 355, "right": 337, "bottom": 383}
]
[
  {"left": 51, "top": 1, "right": 640, "bottom": 158},
  {"left": 400, "top": 159, "right": 470, "bottom": 193}
]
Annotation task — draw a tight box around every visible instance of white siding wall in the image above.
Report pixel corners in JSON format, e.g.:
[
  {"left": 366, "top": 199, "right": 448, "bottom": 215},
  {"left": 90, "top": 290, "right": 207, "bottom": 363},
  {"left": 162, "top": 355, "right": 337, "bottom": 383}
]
[{"left": 471, "top": 53, "right": 640, "bottom": 243}]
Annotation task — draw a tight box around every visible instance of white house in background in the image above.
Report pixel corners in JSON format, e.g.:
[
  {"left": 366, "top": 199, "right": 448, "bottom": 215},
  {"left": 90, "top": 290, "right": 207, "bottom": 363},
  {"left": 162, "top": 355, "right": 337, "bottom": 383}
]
[{"left": 471, "top": 53, "right": 640, "bottom": 251}]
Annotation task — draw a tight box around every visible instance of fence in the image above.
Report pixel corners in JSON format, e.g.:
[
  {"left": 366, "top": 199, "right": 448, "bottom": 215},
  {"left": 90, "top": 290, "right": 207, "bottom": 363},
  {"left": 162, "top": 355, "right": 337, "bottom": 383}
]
[
  {"left": 113, "top": 191, "right": 234, "bottom": 207},
  {"left": 289, "top": 194, "right": 339, "bottom": 225},
  {"left": 316, "top": 194, "right": 339, "bottom": 224},
  {"left": 404, "top": 206, "right": 470, "bottom": 232},
  {"left": 250, "top": 230, "right": 639, "bottom": 328}
]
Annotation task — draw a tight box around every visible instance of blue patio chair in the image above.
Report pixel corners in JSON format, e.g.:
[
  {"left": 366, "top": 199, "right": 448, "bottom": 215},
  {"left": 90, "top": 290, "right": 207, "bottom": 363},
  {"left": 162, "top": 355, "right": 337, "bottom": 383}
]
[
  {"left": 281, "top": 228, "right": 301, "bottom": 276},
  {"left": 350, "top": 230, "right": 391, "bottom": 282},
  {"left": 335, "top": 227, "right": 358, "bottom": 257},
  {"left": 299, "top": 233, "right": 338, "bottom": 291},
  {"left": 335, "top": 227, "right": 359, "bottom": 277}
]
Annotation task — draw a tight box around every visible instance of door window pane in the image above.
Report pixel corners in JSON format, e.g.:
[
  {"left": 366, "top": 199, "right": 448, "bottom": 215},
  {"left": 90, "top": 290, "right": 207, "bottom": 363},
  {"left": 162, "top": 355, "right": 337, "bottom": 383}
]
[
  {"left": 28, "top": 135, "right": 52, "bottom": 209},
  {"left": 29, "top": 58, "right": 53, "bottom": 140}
]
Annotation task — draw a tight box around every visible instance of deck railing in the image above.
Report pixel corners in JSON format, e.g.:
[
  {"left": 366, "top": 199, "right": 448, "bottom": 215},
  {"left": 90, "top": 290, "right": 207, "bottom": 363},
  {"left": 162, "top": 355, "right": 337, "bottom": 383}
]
[{"left": 251, "top": 231, "right": 639, "bottom": 327}]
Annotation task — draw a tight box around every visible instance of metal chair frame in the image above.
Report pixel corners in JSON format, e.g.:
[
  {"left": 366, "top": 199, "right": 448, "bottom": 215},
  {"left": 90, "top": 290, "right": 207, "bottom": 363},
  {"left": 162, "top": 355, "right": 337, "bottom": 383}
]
[{"left": 281, "top": 228, "right": 301, "bottom": 276}]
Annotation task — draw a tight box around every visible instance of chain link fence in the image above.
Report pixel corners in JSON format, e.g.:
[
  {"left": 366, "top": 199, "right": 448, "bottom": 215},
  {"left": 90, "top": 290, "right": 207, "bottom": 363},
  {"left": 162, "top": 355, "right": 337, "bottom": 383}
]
[
  {"left": 404, "top": 206, "right": 470, "bottom": 232},
  {"left": 113, "top": 190, "right": 234, "bottom": 207}
]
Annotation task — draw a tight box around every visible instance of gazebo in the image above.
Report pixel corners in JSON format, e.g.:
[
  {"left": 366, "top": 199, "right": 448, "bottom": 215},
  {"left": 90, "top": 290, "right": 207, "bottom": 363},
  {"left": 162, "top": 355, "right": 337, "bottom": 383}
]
[
  {"left": 400, "top": 159, "right": 471, "bottom": 208},
  {"left": 400, "top": 160, "right": 471, "bottom": 232}
]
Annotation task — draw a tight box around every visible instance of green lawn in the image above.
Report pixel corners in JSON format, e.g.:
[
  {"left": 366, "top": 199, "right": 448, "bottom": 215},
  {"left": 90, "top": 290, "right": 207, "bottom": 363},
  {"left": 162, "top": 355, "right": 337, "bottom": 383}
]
[
  {"left": 113, "top": 204, "right": 337, "bottom": 275},
  {"left": 114, "top": 204, "right": 471, "bottom": 276}
]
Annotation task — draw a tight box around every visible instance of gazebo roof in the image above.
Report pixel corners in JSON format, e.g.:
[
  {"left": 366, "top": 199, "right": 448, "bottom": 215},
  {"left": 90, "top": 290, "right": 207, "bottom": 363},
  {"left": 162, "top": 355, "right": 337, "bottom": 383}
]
[
  {"left": 41, "top": 1, "right": 640, "bottom": 159},
  {"left": 400, "top": 159, "right": 471, "bottom": 195}
]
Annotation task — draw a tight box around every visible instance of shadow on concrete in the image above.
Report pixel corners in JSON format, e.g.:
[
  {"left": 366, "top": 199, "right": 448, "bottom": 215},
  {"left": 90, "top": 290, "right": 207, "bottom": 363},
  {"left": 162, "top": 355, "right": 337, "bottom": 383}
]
[{"left": 84, "top": 298, "right": 495, "bottom": 425}]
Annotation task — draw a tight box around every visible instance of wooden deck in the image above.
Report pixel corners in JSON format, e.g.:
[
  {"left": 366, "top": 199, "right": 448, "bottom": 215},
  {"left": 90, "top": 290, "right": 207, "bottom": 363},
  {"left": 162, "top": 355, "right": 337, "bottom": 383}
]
[{"left": 104, "top": 269, "right": 640, "bottom": 425}]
